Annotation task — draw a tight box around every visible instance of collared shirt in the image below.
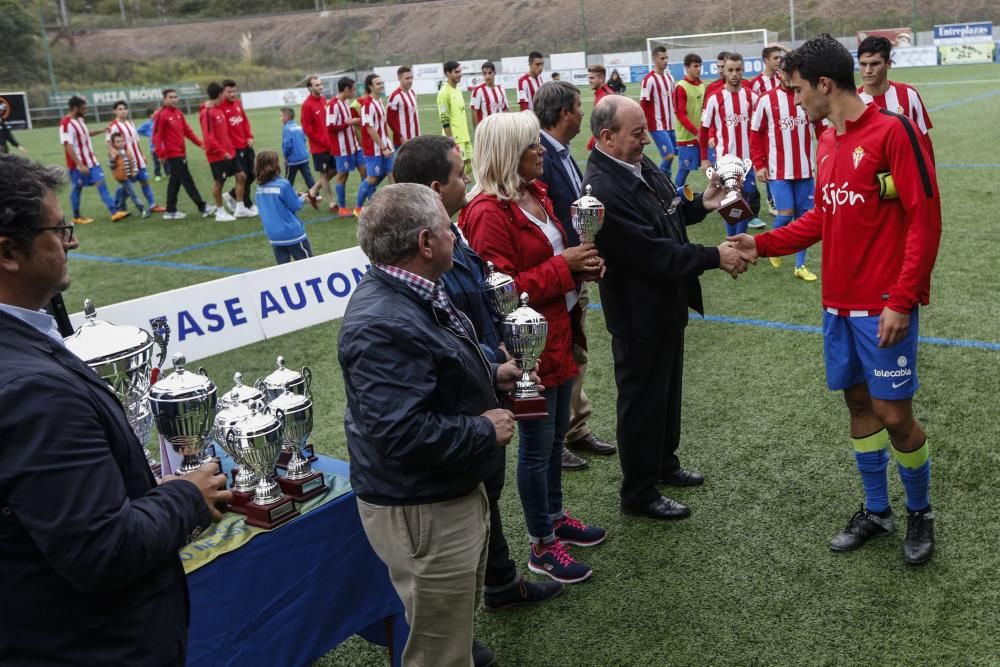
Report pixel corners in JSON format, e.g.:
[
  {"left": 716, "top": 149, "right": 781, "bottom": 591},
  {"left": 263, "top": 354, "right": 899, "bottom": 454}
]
[
  {"left": 376, "top": 264, "right": 470, "bottom": 337},
  {"left": 541, "top": 128, "right": 582, "bottom": 196},
  {"left": 594, "top": 144, "right": 646, "bottom": 184},
  {"left": 0, "top": 303, "right": 65, "bottom": 346}
]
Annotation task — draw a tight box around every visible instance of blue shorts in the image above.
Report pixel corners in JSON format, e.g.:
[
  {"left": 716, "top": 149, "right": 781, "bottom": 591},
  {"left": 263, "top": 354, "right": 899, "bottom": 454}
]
[
  {"left": 769, "top": 178, "right": 814, "bottom": 216},
  {"left": 707, "top": 146, "right": 717, "bottom": 164},
  {"left": 70, "top": 165, "right": 106, "bottom": 188},
  {"left": 677, "top": 144, "right": 700, "bottom": 170},
  {"left": 334, "top": 151, "right": 361, "bottom": 174},
  {"left": 135, "top": 167, "right": 150, "bottom": 183},
  {"left": 823, "top": 309, "right": 920, "bottom": 400},
  {"left": 364, "top": 153, "right": 395, "bottom": 178},
  {"left": 742, "top": 167, "right": 758, "bottom": 194},
  {"left": 649, "top": 130, "right": 676, "bottom": 158}
]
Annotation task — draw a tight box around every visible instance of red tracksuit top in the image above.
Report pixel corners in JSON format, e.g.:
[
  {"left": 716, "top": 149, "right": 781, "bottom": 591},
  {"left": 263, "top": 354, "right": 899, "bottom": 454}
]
[
  {"left": 220, "top": 98, "right": 253, "bottom": 150},
  {"left": 300, "top": 93, "right": 330, "bottom": 154},
  {"left": 199, "top": 103, "right": 234, "bottom": 163},
  {"left": 754, "top": 104, "right": 941, "bottom": 314},
  {"left": 151, "top": 106, "right": 203, "bottom": 160}
]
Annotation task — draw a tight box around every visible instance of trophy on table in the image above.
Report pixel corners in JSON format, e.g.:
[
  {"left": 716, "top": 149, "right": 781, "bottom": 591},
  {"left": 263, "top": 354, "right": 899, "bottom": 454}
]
[
  {"left": 218, "top": 372, "right": 266, "bottom": 485},
  {"left": 706, "top": 154, "right": 755, "bottom": 223},
  {"left": 270, "top": 386, "right": 327, "bottom": 502},
  {"left": 63, "top": 299, "right": 169, "bottom": 476},
  {"left": 571, "top": 184, "right": 605, "bottom": 244},
  {"left": 149, "top": 353, "right": 219, "bottom": 476},
  {"left": 501, "top": 293, "right": 549, "bottom": 420},
  {"left": 258, "top": 356, "right": 317, "bottom": 466},
  {"left": 226, "top": 404, "right": 299, "bottom": 530},
  {"left": 213, "top": 397, "right": 257, "bottom": 513}
]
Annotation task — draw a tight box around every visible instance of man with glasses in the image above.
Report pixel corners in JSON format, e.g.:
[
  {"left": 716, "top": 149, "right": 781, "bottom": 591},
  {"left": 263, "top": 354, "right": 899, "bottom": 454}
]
[{"left": 0, "top": 153, "right": 231, "bottom": 664}]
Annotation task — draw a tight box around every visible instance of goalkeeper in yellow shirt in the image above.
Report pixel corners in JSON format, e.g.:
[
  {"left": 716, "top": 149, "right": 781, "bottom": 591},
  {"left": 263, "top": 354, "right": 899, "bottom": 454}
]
[{"left": 438, "top": 61, "right": 473, "bottom": 173}]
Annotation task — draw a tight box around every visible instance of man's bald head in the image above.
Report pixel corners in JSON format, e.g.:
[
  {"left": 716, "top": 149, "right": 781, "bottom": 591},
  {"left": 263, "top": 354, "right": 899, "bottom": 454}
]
[
  {"left": 590, "top": 95, "right": 633, "bottom": 138},
  {"left": 591, "top": 96, "right": 648, "bottom": 165}
]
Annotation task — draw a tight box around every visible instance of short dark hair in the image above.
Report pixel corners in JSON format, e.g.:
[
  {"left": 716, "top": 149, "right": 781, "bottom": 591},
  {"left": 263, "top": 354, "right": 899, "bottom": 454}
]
[
  {"left": 533, "top": 81, "right": 580, "bottom": 129},
  {"left": 716, "top": 51, "right": 730, "bottom": 61},
  {"left": 529, "top": 51, "right": 544, "bottom": 62},
  {"left": 338, "top": 76, "right": 355, "bottom": 93},
  {"left": 781, "top": 33, "right": 857, "bottom": 91},
  {"left": 162, "top": 88, "right": 176, "bottom": 98},
  {"left": 762, "top": 45, "right": 786, "bottom": 60},
  {"left": 443, "top": 60, "right": 460, "bottom": 73},
  {"left": 393, "top": 135, "right": 457, "bottom": 186},
  {"left": 207, "top": 82, "right": 223, "bottom": 100},
  {"left": 684, "top": 53, "right": 703, "bottom": 67},
  {"left": 68, "top": 96, "right": 86, "bottom": 110},
  {"left": 0, "top": 154, "right": 67, "bottom": 255},
  {"left": 652, "top": 45, "right": 667, "bottom": 56},
  {"left": 858, "top": 35, "right": 892, "bottom": 62},
  {"left": 397, "top": 66, "right": 411, "bottom": 77},
  {"left": 109, "top": 132, "right": 124, "bottom": 143},
  {"left": 725, "top": 52, "right": 744, "bottom": 63},
  {"left": 113, "top": 100, "right": 128, "bottom": 110},
  {"left": 482, "top": 61, "right": 496, "bottom": 73},
  {"left": 222, "top": 79, "right": 237, "bottom": 89},
  {"left": 364, "top": 73, "right": 380, "bottom": 93},
  {"left": 280, "top": 107, "right": 295, "bottom": 119}
]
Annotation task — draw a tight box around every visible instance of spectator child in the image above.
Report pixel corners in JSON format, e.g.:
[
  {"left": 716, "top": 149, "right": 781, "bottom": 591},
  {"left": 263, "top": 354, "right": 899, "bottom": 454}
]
[
  {"left": 254, "top": 150, "right": 314, "bottom": 264},
  {"left": 108, "top": 132, "right": 149, "bottom": 218},
  {"left": 136, "top": 108, "right": 164, "bottom": 179},
  {"left": 280, "top": 107, "right": 317, "bottom": 192}
]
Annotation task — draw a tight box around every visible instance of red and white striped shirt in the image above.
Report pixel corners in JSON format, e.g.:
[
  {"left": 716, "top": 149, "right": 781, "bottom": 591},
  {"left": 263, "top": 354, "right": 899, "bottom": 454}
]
[
  {"left": 358, "top": 95, "right": 393, "bottom": 157},
  {"left": 105, "top": 118, "right": 148, "bottom": 171},
  {"left": 699, "top": 87, "right": 757, "bottom": 161},
  {"left": 517, "top": 73, "right": 544, "bottom": 111},
  {"left": 326, "top": 98, "right": 360, "bottom": 157},
  {"left": 750, "top": 73, "right": 780, "bottom": 97},
  {"left": 858, "top": 81, "right": 932, "bottom": 135},
  {"left": 386, "top": 87, "right": 420, "bottom": 145},
  {"left": 639, "top": 70, "right": 675, "bottom": 132},
  {"left": 470, "top": 84, "right": 509, "bottom": 122},
  {"left": 59, "top": 116, "right": 99, "bottom": 169},
  {"left": 750, "top": 87, "right": 815, "bottom": 180}
]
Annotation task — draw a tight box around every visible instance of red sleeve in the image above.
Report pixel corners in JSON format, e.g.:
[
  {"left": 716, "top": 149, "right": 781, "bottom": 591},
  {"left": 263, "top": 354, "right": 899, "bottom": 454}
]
[
  {"left": 883, "top": 118, "right": 941, "bottom": 312},
  {"left": 699, "top": 125, "right": 711, "bottom": 161},
  {"left": 151, "top": 112, "right": 163, "bottom": 150},
  {"left": 754, "top": 205, "right": 824, "bottom": 257},
  {"left": 386, "top": 101, "right": 401, "bottom": 139},
  {"left": 674, "top": 87, "right": 699, "bottom": 136},
  {"left": 459, "top": 200, "right": 576, "bottom": 307},
  {"left": 518, "top": 100, "right": 530, "bottom": 111},
  {"left": 199, "top": 111, "right": 221, "bottom": 154},
  {"left": 183, "top": 116, "right": 203, "bottom": 148},
  {"left": 750, "top": 115, "right": 768, "bottom": 174}
]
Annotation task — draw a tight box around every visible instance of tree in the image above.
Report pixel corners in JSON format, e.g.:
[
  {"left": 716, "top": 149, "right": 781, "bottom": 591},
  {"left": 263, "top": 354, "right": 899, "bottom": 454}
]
[{"left": 0, "top": 0, "right": 43, "bottom": 85}]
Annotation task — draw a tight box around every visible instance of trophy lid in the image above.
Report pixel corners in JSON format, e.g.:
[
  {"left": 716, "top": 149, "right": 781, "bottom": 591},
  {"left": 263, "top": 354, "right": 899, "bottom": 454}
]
[
  {"left": 268, "top": 386, "right": 312, "bottom": 415},
  {"left": 149, "top": 353, "right": 217, "bottom": 402},
  {"left": 484, "top": 261, "right": 515, "bottom": 292},
  {"left": 63, "top": 298, "right": 154, "bottom": 367},
  {"left": 505, "top": 292, "right": 546, "bottom": 326},
  {"left": 570, "top": 184, "right": 604, "bottom": 212},
  {"left": 221, "top": 372, "right": 265, "bottom": 406},
  {"left": 214, "top": 399, "right": 253, "bottom": 431},
  {"left": 232, "top": 403, "right": 282, "bottom": 440},
  {"left": 261, "top": 356, "right": 306, "bottom": 392}
]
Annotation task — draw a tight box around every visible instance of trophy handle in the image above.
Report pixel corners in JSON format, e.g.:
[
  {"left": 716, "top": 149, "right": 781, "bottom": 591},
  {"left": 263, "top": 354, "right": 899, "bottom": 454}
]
[
  {"left": 301, "top": 366, "right": 313, "bottom": 400},
  {"left": 149, "top": 316, "right": 170, "bottom": 369},
  {"left": 705, "top": 167, "right": 715, "bottom": 181},
  {"left": 198, "top": 367, "right": 209, "bottom": 378},
  {"left": 254, "top": 378, "right": 268, "bottom": 399}
]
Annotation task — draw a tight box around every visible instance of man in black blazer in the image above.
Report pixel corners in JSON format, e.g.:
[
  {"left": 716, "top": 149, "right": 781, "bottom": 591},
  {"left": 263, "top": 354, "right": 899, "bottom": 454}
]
[
  {"left": 534, "top": 81, "right": 617, "bottom": 472},
  {"left": 0, "top": 153, "right": 230, "bottom": 665},
  {"left": 582, "top": 96, "right": 752, "bottom": 520}
]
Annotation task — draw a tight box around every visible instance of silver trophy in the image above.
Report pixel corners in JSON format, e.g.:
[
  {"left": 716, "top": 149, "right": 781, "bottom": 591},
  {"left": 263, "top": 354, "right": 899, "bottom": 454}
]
[
  {"left": 570, "top": 184, "right": 605, "bottom": 244},
  {"left": 221, "top": 371, "right": 265, "bottom": 407},
  {"left": 705, "top": 154, "right": 755, "bottom": 223},
  {"left": 483, "top": 261, "right": 519, "bottom": 318},
  {"left": 149, "top": 353, "right": 219, "bottom": 475},
  {"left": 270, "top": 387, "right": 327, "bottom": 501},
  {"left": 63, "top": 299, "right": 169, "bottom": 475},
  {"left": 501, "top": 293, "right": 549, "bottom": 419},
  {"left": 257, "top": 356, "right": 316, "bottom": 463},
  {"left": 213, "top": 397, "right": 258, "bottom": 511},
  {"left": 226, "top": 404, "right": 299, "bottom": 529}
]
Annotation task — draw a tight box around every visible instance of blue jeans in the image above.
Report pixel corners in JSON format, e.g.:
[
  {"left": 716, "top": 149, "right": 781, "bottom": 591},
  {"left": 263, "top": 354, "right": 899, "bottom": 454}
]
[
  {"left": 272, "top": 238, "right": 314, "bottom": 264},
  {"left": 516, "top": 380, "right": 572, "bottom": 543}
]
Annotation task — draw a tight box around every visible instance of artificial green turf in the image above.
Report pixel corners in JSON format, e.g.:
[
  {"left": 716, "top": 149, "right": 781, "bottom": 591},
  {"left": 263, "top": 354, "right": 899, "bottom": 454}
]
[{"left": 14, "top": 63, "right": 1000, "bottom": 666}]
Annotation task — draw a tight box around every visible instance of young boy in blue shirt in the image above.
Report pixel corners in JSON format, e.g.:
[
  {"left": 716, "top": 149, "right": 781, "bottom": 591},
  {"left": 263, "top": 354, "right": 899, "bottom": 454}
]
[
  {"left": 280, "top": 107, "right": 318, "bottom": 194},
  {"left": 254, "top": 150, "right": 315, "bottom": 264}
]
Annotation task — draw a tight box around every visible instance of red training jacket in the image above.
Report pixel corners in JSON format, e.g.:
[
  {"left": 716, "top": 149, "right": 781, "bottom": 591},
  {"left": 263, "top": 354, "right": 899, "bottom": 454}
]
[
  {"left": 220, "top": 98, "right": 253, "bottom": 149},
  {"left": 151, "top": 106, "right": 203, "bottom": 160},
  {"left": 300, "top": 93, "right": 330, "bottom": 154},
  {"left": 199, "top": 103, "right": 235, "bottom": 163}
]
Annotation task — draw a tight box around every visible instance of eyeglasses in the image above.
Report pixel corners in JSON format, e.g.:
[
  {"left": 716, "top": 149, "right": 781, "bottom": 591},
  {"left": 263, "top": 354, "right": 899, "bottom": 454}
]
[{"left": 36, "top": 221, "right": 75, "bottom": 243}]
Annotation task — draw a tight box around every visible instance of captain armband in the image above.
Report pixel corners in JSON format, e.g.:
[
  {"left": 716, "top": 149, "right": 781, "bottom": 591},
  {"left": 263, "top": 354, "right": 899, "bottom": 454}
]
[{"left": 876, "top": 172, "right": 898, "bottom": 200}]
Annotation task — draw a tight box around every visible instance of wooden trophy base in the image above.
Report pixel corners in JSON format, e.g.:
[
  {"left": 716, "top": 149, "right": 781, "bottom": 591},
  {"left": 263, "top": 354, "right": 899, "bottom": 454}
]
[
  {"left": 718, "top": 192, "right": 754, "bottom": 224},
  {"left": 244, "top": 495, "right": 299, "bottom": 530},
  {"left": 229, "top": 489, "right": 254, "bottom": 515},
  {"left": 275, "top": 446, "right": 293, "bottom": 471},
  {"left": 505, "top": 394, "right": 549, "bottom": 421},
  {"left": 278, "top": 471, "right": 327, "bottom": 502}
]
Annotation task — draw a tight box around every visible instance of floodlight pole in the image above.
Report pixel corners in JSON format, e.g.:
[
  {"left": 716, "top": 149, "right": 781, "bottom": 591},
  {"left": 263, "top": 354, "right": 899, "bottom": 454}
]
[
  {"left": 37, "top": 2, "right": 60, "bottom": 97},
  {"left": 789, "top": 0, "right": 796, "bottom": 43},
  {"left": 578, "top": 0, "right": 589, "bottom": 52}
]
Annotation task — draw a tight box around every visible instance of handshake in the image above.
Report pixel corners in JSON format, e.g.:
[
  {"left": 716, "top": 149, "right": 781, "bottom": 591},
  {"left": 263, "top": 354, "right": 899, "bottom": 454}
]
[{"left": 715, "top": 233, "right": 759, "bottom": 279}]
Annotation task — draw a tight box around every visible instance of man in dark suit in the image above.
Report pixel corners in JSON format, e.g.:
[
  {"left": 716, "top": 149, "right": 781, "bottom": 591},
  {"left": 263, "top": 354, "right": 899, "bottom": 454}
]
[
  {"left": 582, "top": 96, "right": 752, "bottom": 520},
  {"left": 534, "top": 81, "right": 617, "bottom": 472},
  {"left": 0, "top": 153, "right": 230, "bottom": 665}
]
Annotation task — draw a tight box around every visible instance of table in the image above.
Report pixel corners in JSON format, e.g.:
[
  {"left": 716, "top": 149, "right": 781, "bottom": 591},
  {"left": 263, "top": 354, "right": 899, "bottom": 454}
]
[{"left": 186, "top": 457, "right": 407, "bottom": 666}]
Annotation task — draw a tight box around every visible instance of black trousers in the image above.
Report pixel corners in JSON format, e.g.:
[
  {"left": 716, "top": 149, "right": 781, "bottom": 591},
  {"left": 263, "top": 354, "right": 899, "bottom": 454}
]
[
  {"left": 286, "top": 162, "right": 316, "bottom": 189},
  {"left": 482, "top": 452, "right": 517, "bottom": 589},
  {"left": 230, "top": 146, "right": 256, "bottom": 206},
  {"left": 612, "top": 332, "right": 685, "bottom": 508},
  {"left": 165, "top": 157, "right": 206, "bottom": 213}
]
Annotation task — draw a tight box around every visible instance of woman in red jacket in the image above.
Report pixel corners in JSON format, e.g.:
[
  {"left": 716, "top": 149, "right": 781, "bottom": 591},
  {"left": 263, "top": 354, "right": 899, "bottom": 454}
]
[{"left": 459, "top": 111, "right": 607, "bottom": 584}]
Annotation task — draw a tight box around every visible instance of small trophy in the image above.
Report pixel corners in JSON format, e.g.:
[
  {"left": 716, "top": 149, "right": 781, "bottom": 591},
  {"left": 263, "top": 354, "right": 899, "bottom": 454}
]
[
  {"left": 271, "top": 386, "right": 327, "bottom": 502},
  {"left": 706, "top": 154, "right": 754, "bottom": 223},
  {"left": 502, "top": 293, "right": 549, "bottom": 420},
  {"left": 258, "top": 356, "right": 317, "bottom": 466},
  {"left": 148, "top": 353, "right": 219, "bottom": 475},
  {"left": 483, "top": 261, "right": 519, "bottom": 318},
  {"left": 227, "top": 405, "right": 299, "bottom": 530},
  {"left": 214, "top": 398, "right": 257, "bottom": 513},
  {"left": 570, "top": 184, "right": 605, "bottom": 244}
]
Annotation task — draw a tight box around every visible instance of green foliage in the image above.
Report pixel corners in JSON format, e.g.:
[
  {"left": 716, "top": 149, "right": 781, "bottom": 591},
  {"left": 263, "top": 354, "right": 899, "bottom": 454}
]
[{"left": 0, "top": 0, "right": 43, "bottom": 85}]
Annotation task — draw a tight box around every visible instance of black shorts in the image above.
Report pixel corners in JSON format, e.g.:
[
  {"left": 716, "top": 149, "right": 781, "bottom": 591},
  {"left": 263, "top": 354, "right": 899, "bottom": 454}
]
[
  {"left": 235, "top": 146, "right": 256, "bottom": 173},
  {"left": 210, "top": 158, "right": 243, "bottom": 183},
  {"left": 312, "top": 152, "right": 331, "bottom": 173}
]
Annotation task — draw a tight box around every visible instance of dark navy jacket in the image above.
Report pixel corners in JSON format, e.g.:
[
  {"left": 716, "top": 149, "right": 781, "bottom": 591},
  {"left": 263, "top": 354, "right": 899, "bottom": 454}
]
[
  {"left": 0, "top": 311, "right": 211, "bottom": 666},
  {"left": 339, "top": 267, "right": 502, "bottom": 506},
  {"left": 540, "top": 132, "right": 583, "bottom": 248},
  {"left": 441, "top": 224, "right": 504, "bottom": 363}
]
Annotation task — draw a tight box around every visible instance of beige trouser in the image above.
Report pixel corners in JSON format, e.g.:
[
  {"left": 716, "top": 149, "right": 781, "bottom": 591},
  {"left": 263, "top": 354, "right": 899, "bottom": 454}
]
[
  {"left": 566, "top": 282, "right": 594, "bottom": 442},
  {"left": 357, "top": 484, "right": 490, "bottom": 667}
]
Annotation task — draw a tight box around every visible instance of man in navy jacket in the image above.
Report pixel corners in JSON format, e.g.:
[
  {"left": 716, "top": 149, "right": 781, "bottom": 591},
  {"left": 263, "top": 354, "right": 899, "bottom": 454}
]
[{"left": 0, "top": 153, "right": 231, "bottom": 665}]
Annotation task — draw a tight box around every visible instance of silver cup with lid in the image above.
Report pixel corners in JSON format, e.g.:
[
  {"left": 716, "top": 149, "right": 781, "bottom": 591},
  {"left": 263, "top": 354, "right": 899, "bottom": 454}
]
[
  {"left": 257, "top": 356, "right": 311, "bottom": 402},
  {"left": 570, "top": 184, "right": 606, "bottom": 244},
  {"left": 221, "top": 371, "right": 265, "bottom": 408},
  {"left": 271, "top": 387, "right": 327, "bottom": 501},
  {"left": 226, "top": 404, "right": 299, "bottom": 529},
  {"left": 502, "top": 293, "right": 548, "bottom": 399},
  {"left": 483, "top": 261, "right": 519, "bottom": 318},
  {"left": 149, "top": 353, "right": 218, "bottom": 475},
  {"left": 213, "top": 399, "right": 258, "bottom": 502}
]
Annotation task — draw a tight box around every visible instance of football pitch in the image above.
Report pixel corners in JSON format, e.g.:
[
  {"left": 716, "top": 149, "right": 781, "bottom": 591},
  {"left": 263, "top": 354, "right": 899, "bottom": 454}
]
[{"left": 16, "top": 62, "right": 1000, "bottom": 665}]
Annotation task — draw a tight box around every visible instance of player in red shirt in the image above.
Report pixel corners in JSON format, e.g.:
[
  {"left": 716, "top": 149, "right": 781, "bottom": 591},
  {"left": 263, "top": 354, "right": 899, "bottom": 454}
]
[
  {"left": 640, "top": 46, "right": 677, "bottom": 178},
  {"left": 59, "top": 96, "right": 128, "bottom": 224},
  {"left": 152, "top": 89, "right": 214, "bottom": 220},
  {"left": 469, "top": 61, "right": 508, "bottom": 129},
  {"left": 220, "top": 79, "right": 258, "bottom": 217},
  {"left": 699, "top": 53, "right": 762, "bottom": 234},
  {"left": 356, "top": 74, "right": 394, "bottom": 214},
  {"left": 729, "top": 35, "right": 941, "bottom": 565},
  {"left": 300, "top": 75, "right": 334, "bottom": 207},
  {"left": 328, "top": 76, "right": 367, "bottom": 216},
  {"left": 199, "top": 82, "right": 247, "bottom": 222},
  {"left": 749, "top": 45, "right": 786, "bottom": 96},
  {"left": 585, "top": 65, "right": 616, "bottom": 150},
  {"left": 387, "top": 66, "right": 421, "bottom": 148},
  {"left": 517, "top": 51, "right": 545, "bottom": 111},
  {"left": 105, "top": 100, "right": 165, "bottom": 214}
]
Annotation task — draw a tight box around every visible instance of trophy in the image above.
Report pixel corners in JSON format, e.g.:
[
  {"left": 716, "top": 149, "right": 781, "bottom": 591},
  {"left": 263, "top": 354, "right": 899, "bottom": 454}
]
[
  {"left": 226, "top": 405, "right": 299, "bottom": 530},
  {"left": 501, "top": 293, "right": 549, "bottom": 420},
  {"left": 271, "top": 387, "right": 327, "bottom": 502},
  {"left": 706, "top": 154, "right": 755, "bottom": 223},
  {"left": 570, "top": 184, "right": 605, "bottom": 244},
  {"left": 64, "top": 299, "right": 169, "bottom": 476},
  {"left": 149, "top": 353, "right": 219, "bottom": 475},
  {"left": 219, "top": 372, "right": 267, "bottom": 488},
  {"left": 213, "top": 398, "right": 257, "bottom": 513},
  {"left": 483, "top": 261, "right": 519, "bottom": 318},
  {"left": 258, "top": 357, "right": 317, "bottom": 465}
]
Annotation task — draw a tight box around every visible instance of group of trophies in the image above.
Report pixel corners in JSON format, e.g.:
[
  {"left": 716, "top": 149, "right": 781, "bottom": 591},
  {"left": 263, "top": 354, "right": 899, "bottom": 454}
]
[{"left": 65, "top": 300, "right": 326, "bottom": 530}]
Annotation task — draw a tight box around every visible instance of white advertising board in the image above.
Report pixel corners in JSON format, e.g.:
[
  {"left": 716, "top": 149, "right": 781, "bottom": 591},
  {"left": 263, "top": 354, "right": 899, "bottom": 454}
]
[
  {"left": 551, "top": 51, "right": 587, "bottom": 71},
  {"left": 413, "top": 62, "right": 444, "bottom": 79},
  {"left": 241, "top": 87, "right": 311, "bottom": 111},
  {"left": 602, "top": 51, "right": 645, "bottom": 69},
  {"left": 501, "top": 56, "right": 529, "bottom": 74},
  {"left": 892, "top": 46, "right": 938, "bottom": 68}
]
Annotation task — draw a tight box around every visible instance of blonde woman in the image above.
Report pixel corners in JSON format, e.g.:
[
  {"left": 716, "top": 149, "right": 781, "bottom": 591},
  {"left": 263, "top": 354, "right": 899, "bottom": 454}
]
[{"left": 458, "top": 111, "right": 607, "bottom": 584}]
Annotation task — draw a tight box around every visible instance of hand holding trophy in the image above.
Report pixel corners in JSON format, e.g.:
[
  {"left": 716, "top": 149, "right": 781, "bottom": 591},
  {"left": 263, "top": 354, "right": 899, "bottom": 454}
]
[{"left": 706, "top": 155, "right": 755, "bottom": 223}]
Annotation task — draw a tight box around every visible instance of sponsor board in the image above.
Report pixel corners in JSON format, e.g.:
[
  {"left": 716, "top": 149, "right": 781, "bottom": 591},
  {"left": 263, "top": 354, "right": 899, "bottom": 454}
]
[
  {"left": 857, "top": 27, "right": 915, "bottom": 48},
  {"left": 0, "top": 91, "right": 31, "bottom": 130},
  {"left": 939, "top": 43, "right": 995, "bottom": 64},
  {"left": 933, "top": 21, "right": 993, "bottom": 45},
  {"left": 49, "top": 83, "right": 200, "bottom": 107},
  {"left": 551, "top": 51, "right": 587, "bottom": 71}
]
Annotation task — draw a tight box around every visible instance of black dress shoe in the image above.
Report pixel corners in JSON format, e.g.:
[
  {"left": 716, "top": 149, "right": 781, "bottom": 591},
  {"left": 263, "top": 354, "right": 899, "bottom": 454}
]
[
  {"left": 622, "top": 496, "right": 690, "bottom": 520},
  {"left": 483, "top": 578, "right": 564, "bottom": 611},
  {"left": 566, "top": 432, "right": 617, "bottom": 455},
  {"left": 473, "top": 640, "right": 496, "bottom": 667},
  {"left": 561, "top": 445, "right": 589, "bottom": 470},
  {"left": 659, "top": 467, "right": 704, "bottom": 487}
]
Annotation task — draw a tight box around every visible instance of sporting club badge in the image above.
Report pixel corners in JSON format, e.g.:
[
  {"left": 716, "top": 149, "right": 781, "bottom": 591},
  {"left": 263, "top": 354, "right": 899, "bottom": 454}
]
[{"left": 852, "top": 146, "right": 865, "bottom": 169}]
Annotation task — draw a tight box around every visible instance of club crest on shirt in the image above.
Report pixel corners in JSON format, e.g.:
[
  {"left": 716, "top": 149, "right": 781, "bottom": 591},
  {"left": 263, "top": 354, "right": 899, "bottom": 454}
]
[
  {"left": 852, "top": 146, "right": 865, "bottom": 169},
  {"left": 896, "top": 105, "right": 904, "bottom": 114}
]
